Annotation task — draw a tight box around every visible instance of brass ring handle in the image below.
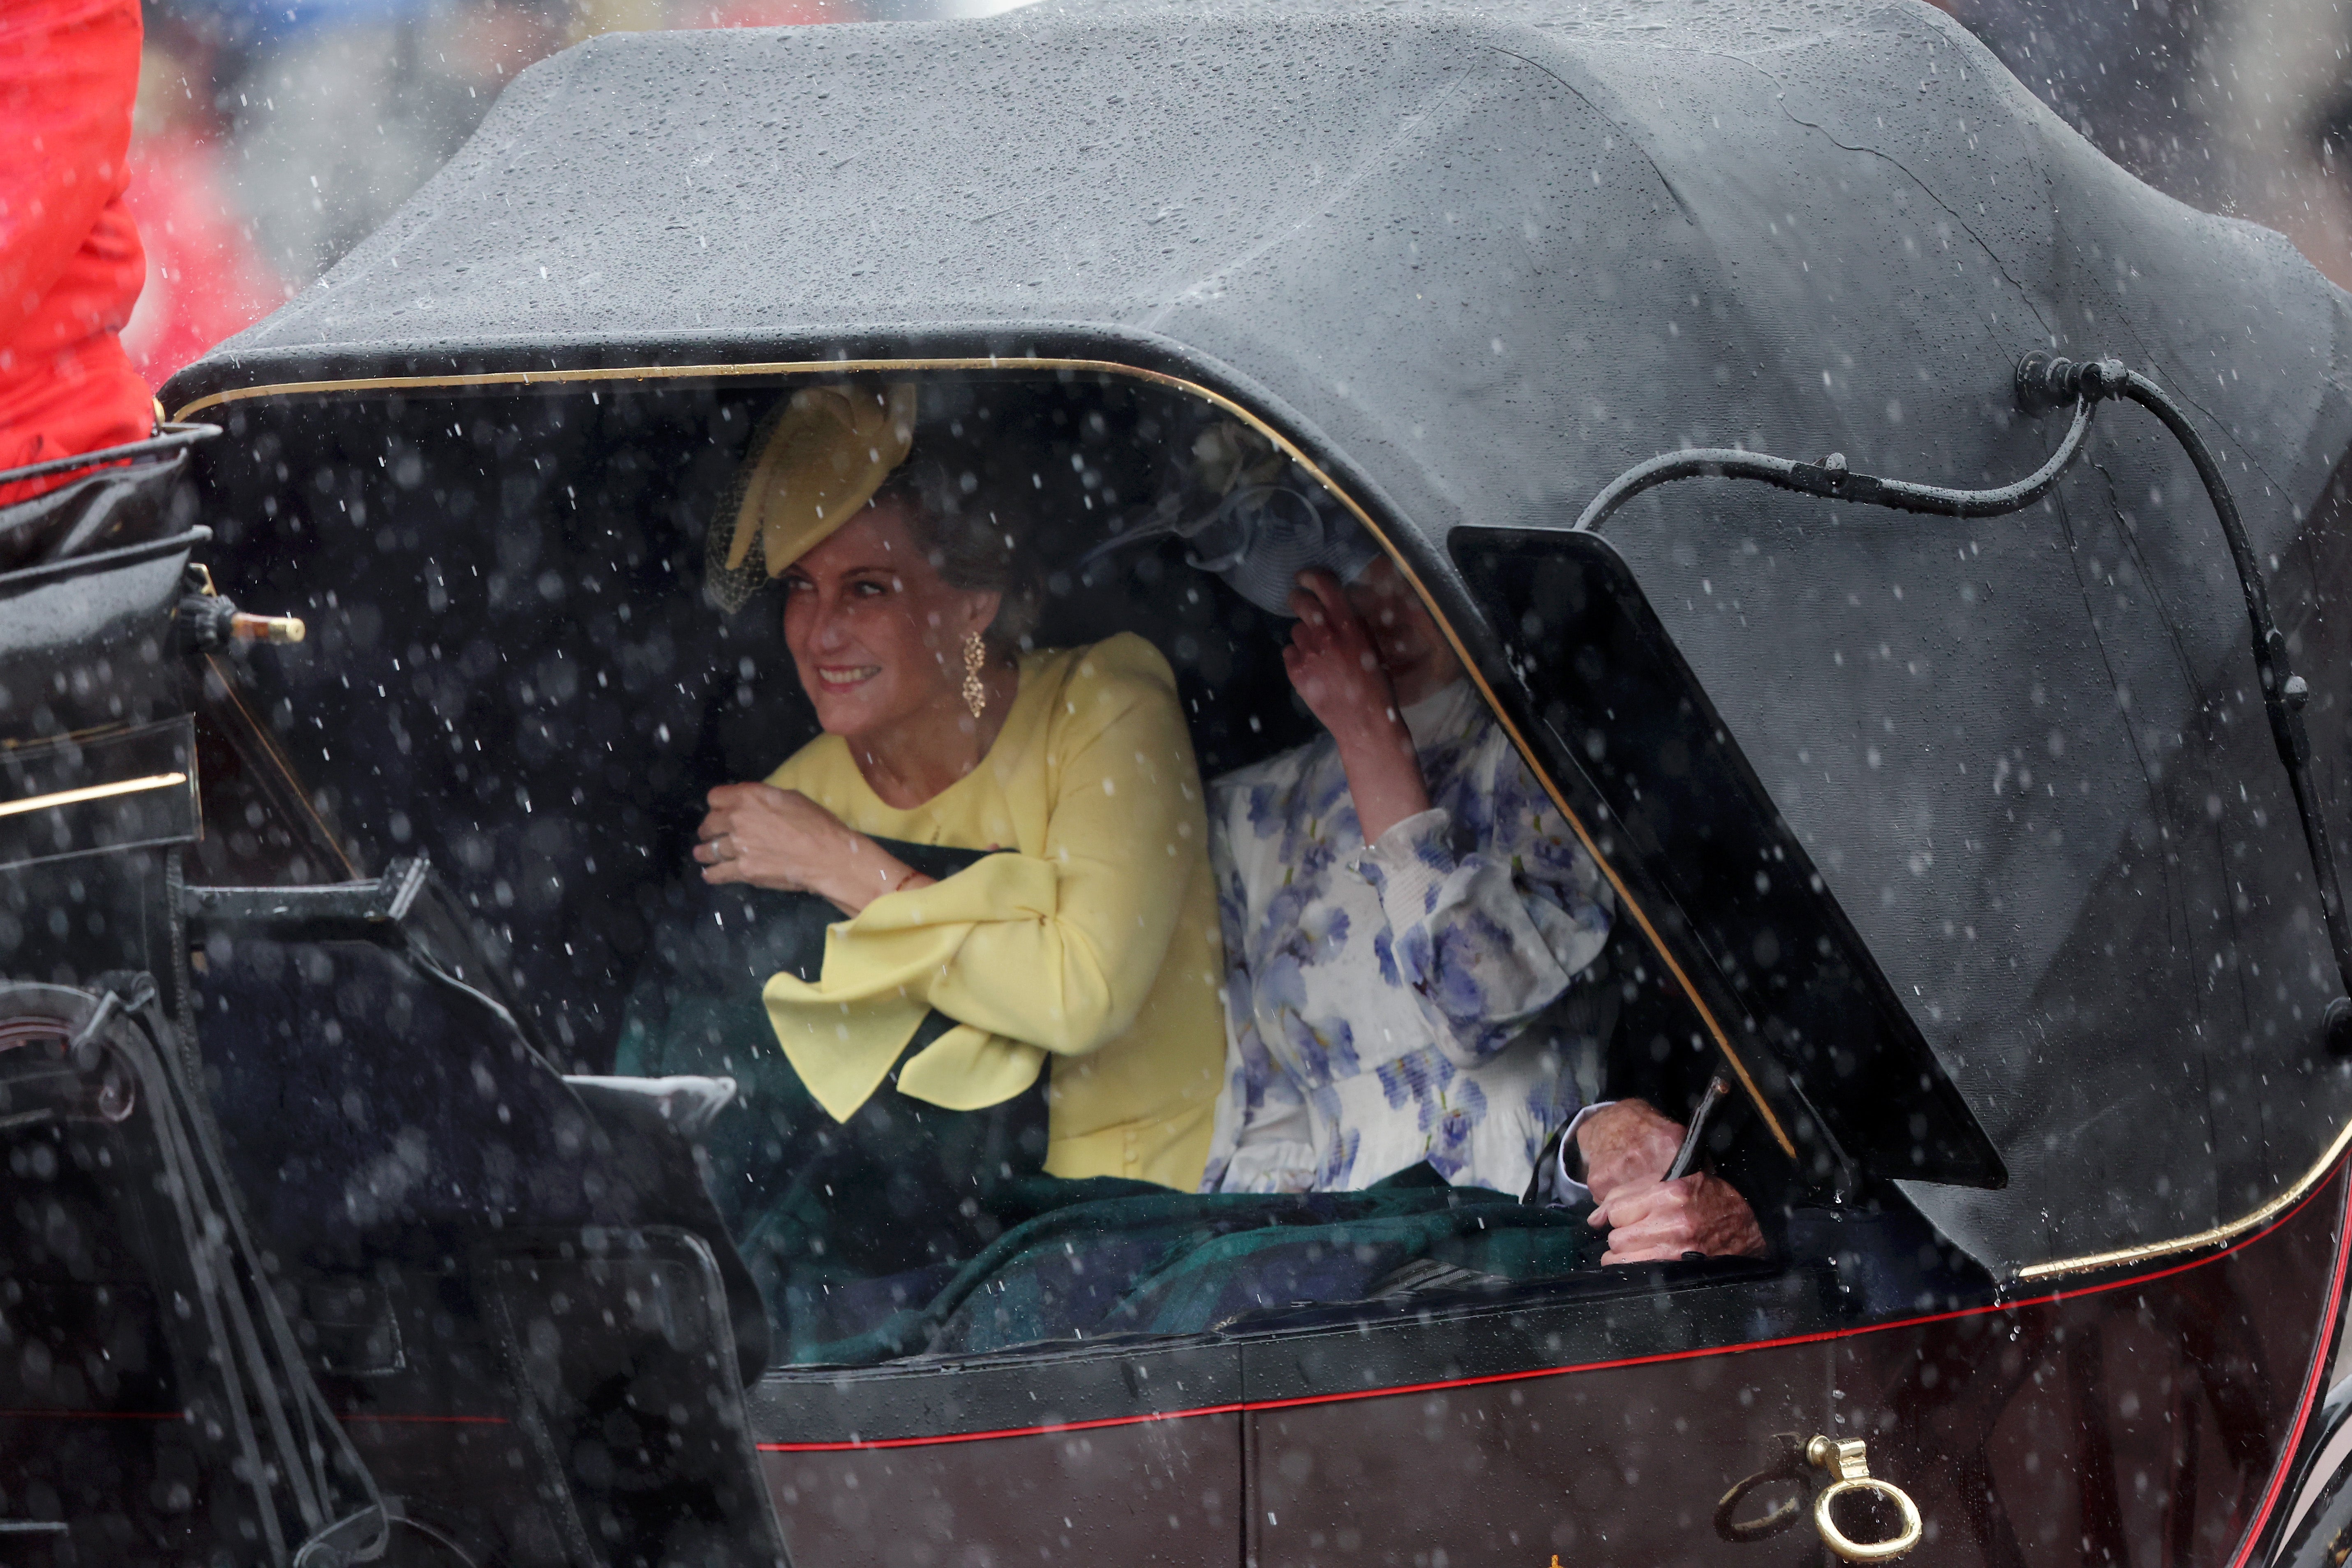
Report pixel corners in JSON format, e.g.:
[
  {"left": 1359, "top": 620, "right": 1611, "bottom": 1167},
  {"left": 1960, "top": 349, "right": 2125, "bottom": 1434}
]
[
  {"left": 1713, "top": 1452, "right": 1809, "bottom": 1543},
  {"left": 1812, "top": 1475, "right": 1923, "bottom": 1562},
  {"left": 1713, "top": 1473, "right": 1805, "bottom": 1543}
]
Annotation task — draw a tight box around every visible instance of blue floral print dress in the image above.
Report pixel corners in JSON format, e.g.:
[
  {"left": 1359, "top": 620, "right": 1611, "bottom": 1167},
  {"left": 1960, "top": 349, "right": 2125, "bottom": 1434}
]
[{"left": 1201, "top": 680, "right": 1615, "bottom": 1196}]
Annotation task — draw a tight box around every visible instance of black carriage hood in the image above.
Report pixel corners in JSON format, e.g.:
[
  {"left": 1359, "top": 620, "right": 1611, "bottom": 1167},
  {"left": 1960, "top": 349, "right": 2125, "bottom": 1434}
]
[{"left": 164, "top": 0, "right": 2352, "bottom": 1274}]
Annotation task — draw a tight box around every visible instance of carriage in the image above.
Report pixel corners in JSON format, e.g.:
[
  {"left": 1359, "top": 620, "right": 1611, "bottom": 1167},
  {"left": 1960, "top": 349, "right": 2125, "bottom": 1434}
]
[{"left": 6, "top": 0, "right": 2352, "bottom": 1561}]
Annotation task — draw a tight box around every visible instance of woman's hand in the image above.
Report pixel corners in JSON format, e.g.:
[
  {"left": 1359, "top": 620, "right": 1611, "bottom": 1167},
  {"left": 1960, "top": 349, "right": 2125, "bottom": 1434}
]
[
  {"left": 695, "top": 783, "right": 931, "bottom": 916},
  {"left": 1592, "top": 1173, "right": 1767, "bottom": 1264},
  {"left": 1284, "top": 570, "right": 1431, "bottom": 841},
  {"left": 1572, "top": 1100, "right": 1689, "bottom": 1210},
  {"left": 1284, "top": 569, "right": 1403, "bottom": 748}
]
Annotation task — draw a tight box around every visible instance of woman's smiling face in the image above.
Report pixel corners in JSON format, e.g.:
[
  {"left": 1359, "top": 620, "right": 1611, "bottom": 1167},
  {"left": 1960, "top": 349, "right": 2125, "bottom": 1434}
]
[{"left": 780, "top": 499, "right": 1000, "bottom": 744}]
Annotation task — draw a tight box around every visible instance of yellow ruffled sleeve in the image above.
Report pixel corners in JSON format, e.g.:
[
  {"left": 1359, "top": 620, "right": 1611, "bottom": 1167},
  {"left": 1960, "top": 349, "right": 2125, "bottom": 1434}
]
[{"left": 760, "top": 638, "right": 1207, "bottom": 1122}]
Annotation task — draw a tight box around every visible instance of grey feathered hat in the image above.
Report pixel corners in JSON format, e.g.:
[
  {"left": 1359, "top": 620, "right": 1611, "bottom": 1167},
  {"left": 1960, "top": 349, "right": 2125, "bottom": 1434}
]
[{"left": 1083, "top": 423, "right": 1379, "bottom": 617}]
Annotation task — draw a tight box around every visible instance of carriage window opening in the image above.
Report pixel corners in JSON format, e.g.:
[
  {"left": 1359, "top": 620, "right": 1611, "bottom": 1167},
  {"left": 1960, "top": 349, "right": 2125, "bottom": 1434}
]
[{"left": 175, "top": 372, "right": 1999, "bottom": 1374}]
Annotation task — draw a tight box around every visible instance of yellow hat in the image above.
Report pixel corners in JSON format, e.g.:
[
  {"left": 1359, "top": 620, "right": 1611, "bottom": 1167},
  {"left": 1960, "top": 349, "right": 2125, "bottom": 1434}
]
[{"left": 707, "top": 381, "right": 918, "bottom": 612}]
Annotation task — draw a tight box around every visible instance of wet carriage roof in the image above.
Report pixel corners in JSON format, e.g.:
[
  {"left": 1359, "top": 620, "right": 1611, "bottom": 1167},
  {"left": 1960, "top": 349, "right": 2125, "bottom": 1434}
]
[{"left": 163, "top": 0, "right": 2352, "bottom": 1274}]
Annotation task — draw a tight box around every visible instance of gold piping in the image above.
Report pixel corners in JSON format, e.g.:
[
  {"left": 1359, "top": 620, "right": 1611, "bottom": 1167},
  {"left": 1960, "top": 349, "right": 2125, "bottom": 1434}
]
[
  {"left": 0, "top": 772, "right": 188, "bottom": 819},
  {"left": 175, "top": 357, "right": 1259, "bottom": 423},
  {"left": 174, "top": 356, "right": 1806, "bottom": 1151},
  {"left": 2017, "top": 1115, "right": 2352, "bottom": 1282},
  {"left": 202, "top": 654, "right": 362, "bottom": 880}
]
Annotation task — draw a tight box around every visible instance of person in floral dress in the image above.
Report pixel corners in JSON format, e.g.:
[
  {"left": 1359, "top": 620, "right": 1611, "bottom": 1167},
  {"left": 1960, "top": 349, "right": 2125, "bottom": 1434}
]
[{"left": 1201, "top": 550, "right": 1763, "bottom": 1261}]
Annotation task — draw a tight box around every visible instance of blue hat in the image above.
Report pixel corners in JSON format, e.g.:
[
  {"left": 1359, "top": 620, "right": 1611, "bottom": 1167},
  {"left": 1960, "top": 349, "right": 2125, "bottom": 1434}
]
[
  {"left": 1175, "top": 484, "right": 1380, "bottom": 616},
  {"left": 1084, "top": 454, "right": 1380, "bottom": 617}
]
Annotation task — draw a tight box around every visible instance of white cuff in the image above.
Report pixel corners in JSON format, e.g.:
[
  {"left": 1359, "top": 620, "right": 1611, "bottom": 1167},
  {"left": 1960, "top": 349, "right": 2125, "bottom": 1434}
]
[
  {"left": 1358, "top": 806, "right": 1453, "bottom": 920},
  {"left": 1215, "top": 1140, "right": 1322, "bottom": 1195},
  {"left": 1550, "top": 1099, "right": 1618, "bottom": 1204}
]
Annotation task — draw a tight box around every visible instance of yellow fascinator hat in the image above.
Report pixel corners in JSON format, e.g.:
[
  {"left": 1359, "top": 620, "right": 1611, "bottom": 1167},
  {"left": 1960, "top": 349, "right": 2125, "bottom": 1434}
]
[{"left": 706, "top": 381, "right": 919, "bottom": 614}]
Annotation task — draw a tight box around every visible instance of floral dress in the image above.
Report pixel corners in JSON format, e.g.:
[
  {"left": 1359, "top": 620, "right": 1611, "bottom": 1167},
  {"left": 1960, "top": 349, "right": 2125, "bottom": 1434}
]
[{"left": 1201, "top": 680, "right": 1615, "bottom": 1196}]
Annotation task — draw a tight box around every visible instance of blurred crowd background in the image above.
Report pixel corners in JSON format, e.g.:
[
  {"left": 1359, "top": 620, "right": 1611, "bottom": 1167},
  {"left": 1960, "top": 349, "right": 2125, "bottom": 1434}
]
[
  {"left": 122, "top": 0, "right": 2352, "bottom": 388},
  {"left": 124, "top": 0, "right": 968, "bottom": 386}
]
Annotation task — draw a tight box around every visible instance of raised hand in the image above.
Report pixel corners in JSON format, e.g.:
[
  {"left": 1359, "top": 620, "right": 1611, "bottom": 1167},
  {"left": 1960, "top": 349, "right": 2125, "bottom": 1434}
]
[
  {"left": 1283, "top": 570, "right": 1432, "bottom": 841},
  {"left": 1283, "top": 568, "right": 1402, "bottom": 746}
]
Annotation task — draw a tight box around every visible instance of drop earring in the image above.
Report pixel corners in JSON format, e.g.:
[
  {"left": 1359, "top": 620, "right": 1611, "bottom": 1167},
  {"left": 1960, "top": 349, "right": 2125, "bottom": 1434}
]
[{"left": 962, "top": 631, "right": 988, "bottom": 720}]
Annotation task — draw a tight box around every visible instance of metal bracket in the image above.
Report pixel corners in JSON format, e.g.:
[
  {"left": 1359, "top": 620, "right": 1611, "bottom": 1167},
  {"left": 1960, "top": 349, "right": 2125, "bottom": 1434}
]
[
  {"left": 181, "top": 856, "right": 430, "bottom": 925},
  {"left": 1807, "top": 1436, "right": 1872, "bottom": 1481}
]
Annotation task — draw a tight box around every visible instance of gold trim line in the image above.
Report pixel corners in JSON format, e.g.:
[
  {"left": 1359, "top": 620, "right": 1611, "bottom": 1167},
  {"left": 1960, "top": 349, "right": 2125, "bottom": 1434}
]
[
  {"left": 0, "top": 772, "right": 189, "bottom": 819},
  {"left": 203, "top": 654, "right": 362, "bottom": 880},
  {"left": 175, "top": 356, "right": 1251, "bottom": 423},
  {"left": 2016, "top": 1113, "right": 2352, "bottom": 1282},
  {"left": 174, "top": 355, "right": 1808, "bottom": 1154}
]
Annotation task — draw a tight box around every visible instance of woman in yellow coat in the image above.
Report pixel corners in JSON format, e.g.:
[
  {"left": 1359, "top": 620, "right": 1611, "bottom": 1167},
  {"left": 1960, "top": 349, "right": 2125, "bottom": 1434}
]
[{"left": 668, "top": 383, "right": 1225, "bottom": 1349}]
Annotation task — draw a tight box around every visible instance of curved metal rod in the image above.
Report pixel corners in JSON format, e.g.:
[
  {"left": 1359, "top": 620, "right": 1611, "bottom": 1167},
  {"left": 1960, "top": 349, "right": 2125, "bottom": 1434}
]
[
  {"left": 1573, "top": 399, "right": 2093, "bottom": 533},
  {"left": 2112, "top": 368, "right": 2352, "bottom": 1018},
  {"left": 0, "top": 421, "right": 221, "bottom": 491}
]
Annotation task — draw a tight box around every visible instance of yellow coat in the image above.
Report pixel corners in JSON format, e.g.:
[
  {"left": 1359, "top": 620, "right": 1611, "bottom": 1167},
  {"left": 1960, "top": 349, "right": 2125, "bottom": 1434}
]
[{"left": 760, "top": 633, "right": 1223, "bottom": 1190}]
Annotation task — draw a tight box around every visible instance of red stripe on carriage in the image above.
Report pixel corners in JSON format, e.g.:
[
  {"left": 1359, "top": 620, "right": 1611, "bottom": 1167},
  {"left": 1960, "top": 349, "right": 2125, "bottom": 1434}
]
[{"left": 755, "top": 1159, "right": 2352, "bottom": 1453}]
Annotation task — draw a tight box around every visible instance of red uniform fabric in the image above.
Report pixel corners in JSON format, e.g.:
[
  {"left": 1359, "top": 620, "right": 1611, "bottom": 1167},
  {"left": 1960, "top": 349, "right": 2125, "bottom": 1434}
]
[
  {"left": 0, "top": 0, "right": 152, "bottom": 504},
  {"left": 122, "top": 137, "right": 280, "bottom": 388}
]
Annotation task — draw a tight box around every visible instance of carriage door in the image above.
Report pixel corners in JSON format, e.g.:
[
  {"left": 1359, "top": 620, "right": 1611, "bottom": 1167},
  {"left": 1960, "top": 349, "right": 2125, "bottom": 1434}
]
[{"left": 1237, "top": 1270, "right": 1848, "bottom": 1567}]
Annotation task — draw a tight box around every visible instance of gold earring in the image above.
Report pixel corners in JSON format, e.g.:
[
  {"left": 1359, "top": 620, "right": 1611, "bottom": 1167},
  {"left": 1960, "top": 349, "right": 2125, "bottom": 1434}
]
[{"left": 962, "top": 631, "right": 988, "bottom": 719}]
